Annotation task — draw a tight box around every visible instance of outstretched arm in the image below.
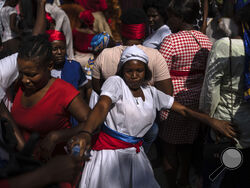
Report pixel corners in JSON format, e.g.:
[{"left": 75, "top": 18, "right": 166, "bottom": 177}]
[
  {"left": 171, "top": 101, "right": 236, "bottom": 139},
  {"left": 68, "top": 95, "right": 112, "bottom": 157}
]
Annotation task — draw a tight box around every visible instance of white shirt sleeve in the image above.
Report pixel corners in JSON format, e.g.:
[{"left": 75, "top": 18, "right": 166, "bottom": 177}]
[
  {"left": 0, "top": 53, "right": 18, "bottom": 91},
  {"left": 150, "top": 86, "right": 174, "bottom": 111},
  {"left": 100, "top": 76, "right": 123, "bottom": 103}
]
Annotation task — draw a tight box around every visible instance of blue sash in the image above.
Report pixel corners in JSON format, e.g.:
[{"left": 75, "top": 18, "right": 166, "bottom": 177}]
[{"left": 102, "top": 123, "right": 143, "bottom": 144}]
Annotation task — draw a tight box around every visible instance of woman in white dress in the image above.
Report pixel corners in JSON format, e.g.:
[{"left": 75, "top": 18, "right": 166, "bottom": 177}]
[{"left": 68, "top": 45, "right": 236, "bottom": 188}]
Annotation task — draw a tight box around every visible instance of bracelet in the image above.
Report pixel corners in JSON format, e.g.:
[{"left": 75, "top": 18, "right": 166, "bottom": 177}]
[{"left": 78, "top": 130, "right": 92, "bottom": 137}]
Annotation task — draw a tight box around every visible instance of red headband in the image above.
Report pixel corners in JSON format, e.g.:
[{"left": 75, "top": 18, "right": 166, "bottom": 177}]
[
  {"left": 46, "top": 30, "right": 66, "bottom": 42},
  {"left": 79, "top": 10, "right": 94, "bottom": 28},
  {"left": 45, "top": 13, "right": 55, "bottom": 24},
  {"left": 121, "top": 23, "right": 146, "bottom": 40}
]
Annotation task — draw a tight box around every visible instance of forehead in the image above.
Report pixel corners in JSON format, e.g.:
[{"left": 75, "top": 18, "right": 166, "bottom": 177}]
[
  {"left": 51, "top": 40, "right": 66, "bottom": 48},
  {"left": 123, "top": 60, "right": 145, "bottom": 68},
  {"left": 17, "top": 58, "right": 44, "bottom": 70},
  {"left": 147, "top": 7, "right": 159, "bottom": 16}
]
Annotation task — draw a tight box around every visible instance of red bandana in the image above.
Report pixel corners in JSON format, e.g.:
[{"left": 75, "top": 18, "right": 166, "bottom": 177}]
[
  {"left": 79, "top": 10, "right": 95, "bottom": 28},
  {"left": 46, "top": 30, "right": 66, "bottom": 42},
  {"left": 121, "top": 23, "right": 146, "bottom": 40}
]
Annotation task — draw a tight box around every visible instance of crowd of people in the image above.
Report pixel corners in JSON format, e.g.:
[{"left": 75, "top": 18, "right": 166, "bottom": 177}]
[{"left": 0, "top": 0, "right": 249, "bottom": 188}]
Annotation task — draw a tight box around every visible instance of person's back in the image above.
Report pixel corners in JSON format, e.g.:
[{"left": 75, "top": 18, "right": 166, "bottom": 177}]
[{"left": 93, "top": 44, "right": 170, "bottom": 85}]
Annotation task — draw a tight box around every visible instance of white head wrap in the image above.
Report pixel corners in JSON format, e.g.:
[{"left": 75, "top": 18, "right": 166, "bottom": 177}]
[{"left": 120, "top": 45, "right": 149, "bottom": 65}]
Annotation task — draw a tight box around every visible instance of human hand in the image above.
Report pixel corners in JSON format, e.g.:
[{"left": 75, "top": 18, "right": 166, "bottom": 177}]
[
  {"left": 210, "top": 119, "right": 237, "bottom": 140},
  {"left": 38, "top": 132, "right": 58, "bottom": 161},
  {"left": 67, "top": 132, "right": 92, "bottom": 159},
  {"left": 43, "top": 155, "right": 82, "bottom": 183}
]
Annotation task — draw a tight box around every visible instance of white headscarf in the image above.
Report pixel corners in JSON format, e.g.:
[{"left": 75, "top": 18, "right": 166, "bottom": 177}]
[{"left": 120, "top": 45, "right": 149, "bottom": 65}]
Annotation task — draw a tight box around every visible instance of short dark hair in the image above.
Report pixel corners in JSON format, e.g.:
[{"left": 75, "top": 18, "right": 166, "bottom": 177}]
[
  {"left": 167, "top": 0, "right": 200, "bottom": 25},
  {"left": 18, "top": 34, "right": 52, "bottom": 68},
  {"left": 143, "top": 0, "right": 170, "bottom": 23},
  {"left": 116, "top": 61, "right": 152, "bottom": 87}
]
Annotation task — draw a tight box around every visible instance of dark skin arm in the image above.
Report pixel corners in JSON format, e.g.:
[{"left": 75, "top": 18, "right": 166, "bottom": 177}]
[
  {"left": 7, "top": 155, "right": 82, "bottom": 188},
  {"left": 68, "top": 95, "right": 235, "bottom": 157},
  {"left": 9, "top": 13, "right": 20, "bottom": 34},
  {"left": 92, "top": 77, "right": 104, "bottom": 95},
  {"left": 200, "top": 0, "right": 209, "bottom": 34},
  {"left": 154, "top": 78, "right": 173, "bottom": 96},
  {"left": 38, "top": 94, "right": 90, "bottom": 161},
  {"left": 0, "top": 101, "right": 25, "bottom": 150},
  {"left": 68, "top": 95, "right": 111, "bottom": 157},
  {"left": 171, "top": 101, "right": 236, "bottom": 139},
  {"left": 32, "top": 0, "right": 47, "bottom": 36}
]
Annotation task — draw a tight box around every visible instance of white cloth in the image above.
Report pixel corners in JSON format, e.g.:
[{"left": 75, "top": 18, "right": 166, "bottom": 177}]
[
  {"left": 0, "top": 53, "right": 18, "bottom": 97},
  {"left": 143, "top": 25, "right": 171, "bottom": 49},
  {"left": 45, "top": 3, "right": 74, "bottom": 60},
  {"left": 80, "top": 76, "right": 174, "bottom": 188},
  {"left": 0, "top": 6, "right": 18, "bottom": 42},
  {"left": 120, "top": 45, "right": 148, "bottom": 65},
  {"left": 0, "top": 53, "right": 18, "bottom": 110}
]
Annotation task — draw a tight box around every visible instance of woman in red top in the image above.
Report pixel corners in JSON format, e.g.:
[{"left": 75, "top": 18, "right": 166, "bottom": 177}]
[{"left": 11, "top": 34, "right": 90, "bottom": 164}]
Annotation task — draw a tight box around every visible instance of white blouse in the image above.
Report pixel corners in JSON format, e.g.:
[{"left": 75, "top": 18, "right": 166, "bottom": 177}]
[{"left": 100, "top": 76, "right": 174, "bottom": 137}]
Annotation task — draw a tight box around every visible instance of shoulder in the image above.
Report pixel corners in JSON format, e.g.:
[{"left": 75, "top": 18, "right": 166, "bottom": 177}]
[
  {"left": 137, "top": 45, "right": 161, "bottom": 56},
  {"left": 53, "top": 79, "right": 77, "bottom": 91},
  {"left": 105, "top": 75, "right": 123, "bottom": 84},
  {"left": 66, "top": 59, "right": 82, "bottom": 68},
  {"left": 101, "top": 45, "right": 123, "bottom": 56},
  {"left": 95, "top": 46, "right": 124, "bottom": 64}
]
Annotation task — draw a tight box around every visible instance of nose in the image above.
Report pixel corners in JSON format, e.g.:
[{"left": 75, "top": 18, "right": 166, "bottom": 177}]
[
  {"left": 22, "top": 75, "right": 30, "bottom": 84},
  {"left": 131, "top": 71, "right": 138, "bottom": 79},
  {"left": 57, "top": 48, "right": 62, "bottom": 54},
  {"left": 148, "top": 16, "right": 153, "bottom": 22}
]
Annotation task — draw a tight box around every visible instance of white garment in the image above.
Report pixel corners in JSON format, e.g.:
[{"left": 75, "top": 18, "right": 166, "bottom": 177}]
[
  {"left": 45, "top": 3, "right": 74, "bottom": 60},
  {"left": 0, "top": 6, "right": 18, "bottom": 42},
  {"left": 0, "top": 53, "right": 18, "bottom": 110},
  {"left": 80, "top": 76, "right": 174, "bottom": 188},
  {"left": 143, "top": 25, "right": 171, "bottom": 49}
]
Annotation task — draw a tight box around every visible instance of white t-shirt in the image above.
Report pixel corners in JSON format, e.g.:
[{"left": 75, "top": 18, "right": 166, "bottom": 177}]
[
  {"left": 143, "top": 25, "right": 171, "bottom": 49},
  {"left": 0, "top": 53, "right": 18, "bottom": 110},
  {"left": 0, "top": 6, "right": 18, "bottom": 42}
]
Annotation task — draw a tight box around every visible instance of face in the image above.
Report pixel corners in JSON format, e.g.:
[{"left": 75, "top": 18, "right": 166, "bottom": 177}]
[
  {"left": 147, "top": 7, "right": 164, "bottom": 30},
  {"left": 51, "top": 40, "right": 66, "bottom": 69},
  {"left": 17, "top": 58, "right": 51, "bottom": 93},
  {"left": 123, "top": 60, "right": 145, "bottom": 90}
]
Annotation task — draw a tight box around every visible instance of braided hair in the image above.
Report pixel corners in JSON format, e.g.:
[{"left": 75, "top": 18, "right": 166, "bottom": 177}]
[{"left": 18, "top": 34, "right": 52, "bottom": 68}]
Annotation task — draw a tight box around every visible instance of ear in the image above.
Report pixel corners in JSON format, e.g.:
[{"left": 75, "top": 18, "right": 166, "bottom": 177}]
[{"left": 48, "top": 60, "right": 54, "bottom": 71}]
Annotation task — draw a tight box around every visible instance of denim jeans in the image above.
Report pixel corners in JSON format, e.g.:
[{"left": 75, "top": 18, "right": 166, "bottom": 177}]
[{"left": 142, "top": 122, "right": 159, "bottom": 153}]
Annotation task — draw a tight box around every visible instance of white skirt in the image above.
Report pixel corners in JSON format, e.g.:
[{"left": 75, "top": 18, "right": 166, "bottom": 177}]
[{"left": 79, "top": 147, "right": 160, "bottom": 188}]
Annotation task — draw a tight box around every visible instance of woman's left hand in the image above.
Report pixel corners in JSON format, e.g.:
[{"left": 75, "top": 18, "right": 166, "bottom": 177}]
[
  {"left": 209, "top": 119, "right": 237, "bottom": 140},
  {"left": 38, "top": 132, "right": 58, "bottom": 161}
]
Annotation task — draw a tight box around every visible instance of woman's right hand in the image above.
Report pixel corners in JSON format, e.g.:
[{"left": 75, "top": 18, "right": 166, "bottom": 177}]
[{"left": 67, "top": 132, "right": 92, "bottom": 159}]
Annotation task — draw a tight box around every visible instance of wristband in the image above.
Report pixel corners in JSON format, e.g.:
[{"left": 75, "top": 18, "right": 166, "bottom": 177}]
[{"left": 78, "top": 130, "right": 92, "bottom": 137}]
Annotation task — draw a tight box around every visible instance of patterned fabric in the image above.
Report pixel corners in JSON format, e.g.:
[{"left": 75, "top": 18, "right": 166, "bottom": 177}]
[
  {"left": 90, "top": 31, "right": 110, "bottom": 52},
  {"left": 159, "top": 30, "right": 212, "bottom": 144},
  {"left": 84, "top": 56, "right": 94, "bottom": 80}
]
